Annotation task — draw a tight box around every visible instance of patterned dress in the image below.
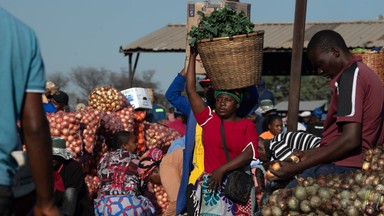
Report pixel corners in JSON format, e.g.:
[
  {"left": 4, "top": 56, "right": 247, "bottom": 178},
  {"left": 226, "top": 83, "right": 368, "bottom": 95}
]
[
  {"left": 94, "top": 149, "right": 155, "bottom": 216},
  {"left": 194, "top": 174, "right": 252, "bottom": 216}
]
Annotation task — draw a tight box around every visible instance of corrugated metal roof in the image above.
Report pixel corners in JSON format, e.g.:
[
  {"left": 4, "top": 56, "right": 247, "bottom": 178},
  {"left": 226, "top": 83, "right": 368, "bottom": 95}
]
[
  {"left": 275, "top": 100, "right": 328, "bottom": 112},
  {"left": 120, "top": 21, "right": 384, "bottom": 54},
  {"left": 120, "top": 24, "right": 186, "bottom": 53}
]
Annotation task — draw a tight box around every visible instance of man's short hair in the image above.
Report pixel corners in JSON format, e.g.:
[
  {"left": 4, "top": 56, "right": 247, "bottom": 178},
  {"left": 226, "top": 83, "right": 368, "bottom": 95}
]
[{"left": 307, "top": 30, "right": 349, "bottom": 53}]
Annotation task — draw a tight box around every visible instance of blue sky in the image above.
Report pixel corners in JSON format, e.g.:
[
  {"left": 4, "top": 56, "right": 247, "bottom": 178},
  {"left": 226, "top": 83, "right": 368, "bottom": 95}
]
[{"left": 1, "top": 0, "right": 383, "bottom": 93}]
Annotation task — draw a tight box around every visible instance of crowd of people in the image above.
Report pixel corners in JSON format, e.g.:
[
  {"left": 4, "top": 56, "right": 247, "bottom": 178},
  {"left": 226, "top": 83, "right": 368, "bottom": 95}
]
[{"left": 1, "top": 5, "right": 383, "bottom": 216}]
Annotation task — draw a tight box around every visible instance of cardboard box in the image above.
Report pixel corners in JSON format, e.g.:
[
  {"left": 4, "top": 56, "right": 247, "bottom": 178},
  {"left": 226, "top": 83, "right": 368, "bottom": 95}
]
[
  {"left": 146, "top": 88, "right": 154, "bottom": 103},
  {"left": 185, "top": 1, "right": 251, "bottom": 74},
  {"left": 121, "top": 88, "right": 153, "bottom": 110}
]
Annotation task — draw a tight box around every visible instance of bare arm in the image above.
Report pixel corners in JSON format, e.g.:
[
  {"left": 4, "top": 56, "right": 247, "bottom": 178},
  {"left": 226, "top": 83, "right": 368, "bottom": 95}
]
[
  {"left": 185, "top": 48, "right": 206, "bottom": 115},
  {"left": 21, "top": 93, "right": 60, "bottom": 216},
  {"left": 271, "top": 122, "right": 362, "bottom": 179},
  {"left": 179, "top": 67, "right": 186, "bottom": 77}
]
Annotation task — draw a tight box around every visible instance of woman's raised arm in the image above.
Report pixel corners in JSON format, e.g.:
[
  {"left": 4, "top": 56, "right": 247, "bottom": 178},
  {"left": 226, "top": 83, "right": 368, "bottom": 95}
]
[{"left": 185, "top": 47, "right": 206, "bottom": 115}]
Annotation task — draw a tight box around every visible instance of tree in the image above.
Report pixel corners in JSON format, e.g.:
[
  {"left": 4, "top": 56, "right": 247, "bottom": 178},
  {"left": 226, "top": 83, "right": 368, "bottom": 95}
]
[
  {"left": 300, "top": 76, "right": 331, "bottom": 101},
  {"left": 69, "top": 67, "right": 111, "bottom": 99},
  {"left": 47, "top": 72, "right": 70, "bottom": 89},
  {"left": 47, "top": 67, "right": 163, "bottom": 110},
  {"left": 262, "top": 75, "right": 331, "bottom": 104}
]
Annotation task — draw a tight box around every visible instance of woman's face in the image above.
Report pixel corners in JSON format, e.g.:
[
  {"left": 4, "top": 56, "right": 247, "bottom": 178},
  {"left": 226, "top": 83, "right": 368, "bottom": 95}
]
[
  {"left": 268, "top": 119, "right": 283, "bottom": 135},
  {"left": 215, "top": 94, "right": 239, "bottom": 118}
]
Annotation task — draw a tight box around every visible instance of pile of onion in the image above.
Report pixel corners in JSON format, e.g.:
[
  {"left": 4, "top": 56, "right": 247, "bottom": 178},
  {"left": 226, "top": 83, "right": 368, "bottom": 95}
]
[
  {"left": 362, "top": 146, "right": 384, "bottom": 171},
  {"left": 144, "top": 122, "right": 181, "bottom": 150},
  {"left": 262, "top": 145, "right": 384, "bottom": 216},
  {"left": 88, "top": 86, "right": 129, "bottom": 112},
  {"left": 47, "top": 110, "right": 83, "bottom": 155}
]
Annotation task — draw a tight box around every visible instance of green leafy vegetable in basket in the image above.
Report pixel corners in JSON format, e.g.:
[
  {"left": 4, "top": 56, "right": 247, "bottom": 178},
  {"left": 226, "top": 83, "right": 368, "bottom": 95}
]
[{"left": 188, "top": 6, "right": 254, "bottom": 47}]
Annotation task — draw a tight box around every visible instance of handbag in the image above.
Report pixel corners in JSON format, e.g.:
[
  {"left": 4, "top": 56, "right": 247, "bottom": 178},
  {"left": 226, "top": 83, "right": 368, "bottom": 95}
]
[{"left": 220, "top": 120, "right": 253, "bottom": 205}]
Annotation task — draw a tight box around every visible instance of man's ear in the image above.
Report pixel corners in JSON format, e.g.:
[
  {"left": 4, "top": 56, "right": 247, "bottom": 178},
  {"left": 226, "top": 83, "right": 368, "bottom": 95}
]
[
  {"left": 236, "top": 103, "right": 240, "bottom": 109},
  {"left": 331, "top": 47, "right": 340, "bottom": 57}
]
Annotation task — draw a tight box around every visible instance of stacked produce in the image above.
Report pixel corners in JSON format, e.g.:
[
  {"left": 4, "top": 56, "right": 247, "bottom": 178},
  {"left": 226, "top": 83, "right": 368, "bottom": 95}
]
[
  {"left": 78, "top": 106, "right": 103, "bottom": 154},
  {"left": 46, "top": 86, "right": 181, "bottom": 205},
  {"left": 145, "top": 182, "right": 170, "bottom": 215},
  {"left": 188, "top": 6, "right": 263, "bottom": 90},
  {"left": 47, "top": 111, "right": 83, "bottom": 155},
  {"left": 144, "top": 122, "right": 181, "bottom": 150},
  {"left": 134, "top": 110, "right": 147, "bottom": 152},
  {"left": 153, "top": 184, "right": 170, "bottom": 212},
  {"left": 88, "top": 86, "right": 129, "bottom": 112},
  {"left": 84, "top": 174, "right": 101, "bottom": 199},
  {"left": 47, "top": 104, "right": 134, "bottom": 157},
  {"left": 262, "top": 145, "right": 384, "bottom": 215},
  {"left": 115, "top": 106, "right": 135, "bottom": 132}
]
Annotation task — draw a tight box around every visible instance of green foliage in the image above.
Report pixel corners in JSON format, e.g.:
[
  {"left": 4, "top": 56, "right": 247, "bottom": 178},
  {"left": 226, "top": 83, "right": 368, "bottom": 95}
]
[
  {"left": 262, "top": 76, "right": 331, "bottom": 103},
  {"left": 188, "top": 7, "right": 254, "bottom": 47}
]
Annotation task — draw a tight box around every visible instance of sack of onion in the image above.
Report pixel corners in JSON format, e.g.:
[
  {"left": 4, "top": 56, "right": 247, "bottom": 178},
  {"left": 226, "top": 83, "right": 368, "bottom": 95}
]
[
  {"left": 152, "top": 184, "right": 170, "bottom": 212},
  {"left": 47, "top": 110, "right": 83, "bottom": 155},
  {"left": 144, "top": 122, "right": 181, "bottom": 151},
  {"left": 141, "top": 182, "right": 169, "bottom": 214},
  {"left": 88, "top": 86, "right": 130, "bottom": 112},
  {"left": 115, "top": 106, "right": 135, "bottom": 132},
  {"left": 79, "top": 107, "right": 104, "bottom": 153}
]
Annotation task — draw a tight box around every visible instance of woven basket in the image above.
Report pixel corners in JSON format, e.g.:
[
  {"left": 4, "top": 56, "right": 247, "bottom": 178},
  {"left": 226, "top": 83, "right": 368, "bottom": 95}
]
[
  {"left": 352, "top": 51, "right": 384, "bottom": 85},
  {"left": 197, "top": 31, "right": 264, "bottom": 90}
]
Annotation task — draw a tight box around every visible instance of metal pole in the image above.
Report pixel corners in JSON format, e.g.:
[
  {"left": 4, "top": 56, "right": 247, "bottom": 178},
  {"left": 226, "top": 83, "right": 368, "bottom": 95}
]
[
  {"left": 128, "top": 53, "right": 133, "bottom": 88},
  {"left": 287, "top": 0, "right": 307, "bottom": 132}
]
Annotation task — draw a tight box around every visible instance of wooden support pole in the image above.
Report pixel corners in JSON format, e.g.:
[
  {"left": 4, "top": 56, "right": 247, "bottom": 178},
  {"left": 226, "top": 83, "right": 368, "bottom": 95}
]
[{"left": 287, "top": 0, "right": 307, "bottom": 132}]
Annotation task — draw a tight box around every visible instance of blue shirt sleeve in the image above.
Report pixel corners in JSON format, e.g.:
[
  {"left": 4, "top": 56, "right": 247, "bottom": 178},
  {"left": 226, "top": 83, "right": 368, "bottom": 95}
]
[
  {"left": 165, "top": 73, "right": 191, "bottom": 116},
  {"left": 26, "top": 30, "right": 45, "bottom": 92},
  {"left": 43, "top": 102, "right": 57, "bottom": 113},
  {"left": 166, "top": 136, "right": 186, "bottom": 154}
]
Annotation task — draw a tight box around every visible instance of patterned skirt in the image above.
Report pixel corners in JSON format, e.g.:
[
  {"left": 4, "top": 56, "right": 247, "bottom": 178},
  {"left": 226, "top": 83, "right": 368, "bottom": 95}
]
[
  {"left": 193, "top": 173, "right": 252, "bottom": 216},
  {"left": 94, "top": 194, "right": 156, "bottom": 216}
]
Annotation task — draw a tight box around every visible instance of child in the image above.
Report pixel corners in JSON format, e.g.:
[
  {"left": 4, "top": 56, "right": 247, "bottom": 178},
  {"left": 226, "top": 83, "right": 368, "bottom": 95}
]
[
  {"left": 95, "top": 131, "right": 155, "bottom": 215},
  {"left": 258, "top": 131, "right": 321, "bottom": 163},
  {"left": 259, "top": 114, "right": 283, "bottom": 140},
  {"left": 114, "top": 131, "right": 137, "bottom": 155}
]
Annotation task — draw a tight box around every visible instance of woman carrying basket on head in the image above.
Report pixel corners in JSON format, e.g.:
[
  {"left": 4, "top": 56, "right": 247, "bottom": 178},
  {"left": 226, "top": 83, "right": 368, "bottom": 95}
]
[{"left": 185, "top": 47, "right": 259, "bottom": 215}]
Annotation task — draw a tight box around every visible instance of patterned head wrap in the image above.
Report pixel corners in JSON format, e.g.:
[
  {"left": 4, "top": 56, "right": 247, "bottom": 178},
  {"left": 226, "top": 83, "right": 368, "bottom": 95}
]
[
  {"left": 214, "top": 90, "right": 243, "bottom": 104},
  {"left": 138, "top": 148, "right": 163, "bottom": 180}
]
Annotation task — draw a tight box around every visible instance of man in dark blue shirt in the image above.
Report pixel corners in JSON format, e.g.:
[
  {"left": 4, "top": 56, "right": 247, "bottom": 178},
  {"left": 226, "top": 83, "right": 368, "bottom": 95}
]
[{"left": 146, "top": 95, "right": 166, "bottom": 123}]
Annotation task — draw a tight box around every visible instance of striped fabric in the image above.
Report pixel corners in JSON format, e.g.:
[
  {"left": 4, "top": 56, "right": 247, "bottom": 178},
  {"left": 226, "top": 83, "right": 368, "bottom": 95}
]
[{"left": 269, "top": 132, "right": 321, "bottom": 161}]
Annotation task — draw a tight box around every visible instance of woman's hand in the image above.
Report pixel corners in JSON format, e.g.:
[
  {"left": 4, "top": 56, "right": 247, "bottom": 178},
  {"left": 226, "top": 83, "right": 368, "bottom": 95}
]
[
  {"left": 207, "top": 166, "right": 226, "bottom": 191},
  {"left": 190, "top": 46, "right": 198, "bottom": 56}
]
